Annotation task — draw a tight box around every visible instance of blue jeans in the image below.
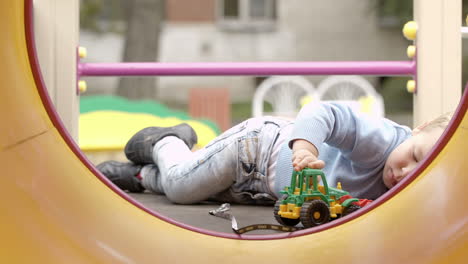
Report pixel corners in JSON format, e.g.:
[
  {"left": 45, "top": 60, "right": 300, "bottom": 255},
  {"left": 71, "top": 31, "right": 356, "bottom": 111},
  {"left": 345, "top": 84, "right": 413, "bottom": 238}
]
[{"left": 142, "top": 117, "right": 291, "bottom": 205}]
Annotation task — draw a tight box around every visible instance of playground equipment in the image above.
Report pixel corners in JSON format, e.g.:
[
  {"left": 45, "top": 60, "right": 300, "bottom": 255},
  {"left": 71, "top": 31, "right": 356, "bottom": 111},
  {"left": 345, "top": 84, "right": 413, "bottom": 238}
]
[
  {"left": 79, "top": 96, "right": 220, "bottom": 152},
  {"left": 1, "top": 0, "right": 467, "bottom": 263},
  {"left": 252, "top": 76, "right": 317, "bottom": 118},
  {"left": 316, "top": 75, "right": 385, "bottom": 117},
  {"left": 252, "top": 75, "right": 385, "bottom": 118},
  {"left": 316, "top": 76, "right": 377, "bottom": 101}
]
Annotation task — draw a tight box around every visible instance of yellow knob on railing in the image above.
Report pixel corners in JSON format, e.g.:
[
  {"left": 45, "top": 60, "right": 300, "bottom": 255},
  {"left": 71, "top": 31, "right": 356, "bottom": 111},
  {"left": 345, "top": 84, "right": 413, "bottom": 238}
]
[
  {"left": 407, "top": 80, "right": 416, "bottom": 93},
  {"left": 403, "top": 21, "right": 417, "bottom": 41},
  {"left": 407, "top": 45, "right": 416, "bottom": 59},
  {"left": 78, "top": 80, "right": 87, "bottom": 93},
  {"left": 78, "top": 46, "right": 87, "bottom": 59}
]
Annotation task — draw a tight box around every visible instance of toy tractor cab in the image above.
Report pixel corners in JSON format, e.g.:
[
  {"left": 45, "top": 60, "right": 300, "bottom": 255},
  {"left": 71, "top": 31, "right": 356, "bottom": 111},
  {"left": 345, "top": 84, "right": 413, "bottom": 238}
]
[{"left": 274, "top": 168, "right": 362, "bottom": 228}]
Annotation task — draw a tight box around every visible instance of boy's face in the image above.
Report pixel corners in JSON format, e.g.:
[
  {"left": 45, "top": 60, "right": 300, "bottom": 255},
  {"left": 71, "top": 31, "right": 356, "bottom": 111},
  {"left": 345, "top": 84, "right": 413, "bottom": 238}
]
[{"left": 383, "top": 127, "right": 444, "bottom": 189}]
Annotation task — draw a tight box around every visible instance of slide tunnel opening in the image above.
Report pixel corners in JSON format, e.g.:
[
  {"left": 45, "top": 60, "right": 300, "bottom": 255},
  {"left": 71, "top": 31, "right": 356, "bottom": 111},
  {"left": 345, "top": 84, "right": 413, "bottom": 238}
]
[{"left": 24, "top": 0, "right": 467, "bottom": 241}]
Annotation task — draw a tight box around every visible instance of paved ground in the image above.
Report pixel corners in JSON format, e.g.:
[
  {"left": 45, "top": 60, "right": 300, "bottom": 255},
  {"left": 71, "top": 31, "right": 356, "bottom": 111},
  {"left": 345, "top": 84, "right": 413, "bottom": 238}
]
[{"left": 128, "top": 191, "right": 282, "bottom": 235}]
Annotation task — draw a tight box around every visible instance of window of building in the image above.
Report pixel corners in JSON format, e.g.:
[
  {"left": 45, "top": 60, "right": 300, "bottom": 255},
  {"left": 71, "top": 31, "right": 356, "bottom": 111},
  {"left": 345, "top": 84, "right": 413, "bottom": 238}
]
[{"left": 217, "top": 0, "right": 277, "bottom": 32}]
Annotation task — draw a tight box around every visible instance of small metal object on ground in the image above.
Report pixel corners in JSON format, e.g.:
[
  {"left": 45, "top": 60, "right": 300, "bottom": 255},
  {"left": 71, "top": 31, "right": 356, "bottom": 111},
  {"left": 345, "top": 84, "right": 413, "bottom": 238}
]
[{"left": 209, "top": 203, "right": 302, "bottom": 234}]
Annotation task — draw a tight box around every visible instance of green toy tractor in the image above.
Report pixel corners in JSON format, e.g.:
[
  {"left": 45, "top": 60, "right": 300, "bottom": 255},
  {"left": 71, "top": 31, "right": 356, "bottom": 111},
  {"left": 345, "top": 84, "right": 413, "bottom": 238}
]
[{"left": 274, "top": 168, "right": 361, "bottom": 228}]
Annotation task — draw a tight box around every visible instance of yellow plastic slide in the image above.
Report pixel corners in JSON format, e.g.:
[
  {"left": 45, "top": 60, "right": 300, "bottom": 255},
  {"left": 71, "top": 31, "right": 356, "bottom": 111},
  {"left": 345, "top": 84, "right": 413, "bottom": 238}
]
[{"left": 0, "top": 1, "right": 466, "bottom": 263}]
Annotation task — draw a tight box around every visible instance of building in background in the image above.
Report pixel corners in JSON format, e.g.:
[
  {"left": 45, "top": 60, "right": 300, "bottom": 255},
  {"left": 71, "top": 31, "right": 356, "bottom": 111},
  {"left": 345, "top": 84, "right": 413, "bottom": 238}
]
[
  {"left": 161, "top": 0, "right": 409, "bottom": 103},
  {"left": 80, "top": 0, "right": 409, "bottom": 104}
]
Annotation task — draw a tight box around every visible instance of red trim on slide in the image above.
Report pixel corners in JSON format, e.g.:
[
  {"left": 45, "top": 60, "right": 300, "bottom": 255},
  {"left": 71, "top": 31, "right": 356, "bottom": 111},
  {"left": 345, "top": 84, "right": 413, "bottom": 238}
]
[{"left": 23, "top": 0, "right": 468, "bottom": 240}]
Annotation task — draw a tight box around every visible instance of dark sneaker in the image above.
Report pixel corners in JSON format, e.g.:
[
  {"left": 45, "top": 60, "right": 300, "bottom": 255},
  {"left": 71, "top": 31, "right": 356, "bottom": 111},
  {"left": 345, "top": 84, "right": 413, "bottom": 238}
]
[
  {"left": 96, "top": 161, "right": 145, "bottom": 192},
  {"left": 124, "top": 123, "right": 198, "bottom": 164}
]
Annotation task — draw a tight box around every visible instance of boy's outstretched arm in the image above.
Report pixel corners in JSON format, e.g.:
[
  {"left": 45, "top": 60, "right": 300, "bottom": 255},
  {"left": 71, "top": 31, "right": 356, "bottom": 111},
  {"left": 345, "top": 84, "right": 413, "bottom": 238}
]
[
  {"left": 291, "top": 139, "right": 325, "bottom": 171},
  {"left": 289, "top": 101, "right": 410, "bottom": 168}
]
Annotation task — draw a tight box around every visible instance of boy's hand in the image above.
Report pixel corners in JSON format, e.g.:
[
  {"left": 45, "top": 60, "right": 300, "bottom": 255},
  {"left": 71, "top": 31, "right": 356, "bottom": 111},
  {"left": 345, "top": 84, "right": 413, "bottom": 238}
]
[
  {"left": 292, "top": 149, "right": 325, "bottom": 171},
  {"left": 291, "top": 139, "right": 325, "bottom": 171}
]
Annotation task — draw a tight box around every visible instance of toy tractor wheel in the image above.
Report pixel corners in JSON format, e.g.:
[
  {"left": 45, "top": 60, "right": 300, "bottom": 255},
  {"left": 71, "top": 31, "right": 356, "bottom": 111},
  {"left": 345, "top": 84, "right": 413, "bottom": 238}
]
[
  {"left": 342, "top": 204, "right": 361, "bottom": 216},
  {"left": 300, "top": 200, "right": 330, "bottom": 228},
  {"left": 274, "top": 200, "right": 300, "bottom": 227}
]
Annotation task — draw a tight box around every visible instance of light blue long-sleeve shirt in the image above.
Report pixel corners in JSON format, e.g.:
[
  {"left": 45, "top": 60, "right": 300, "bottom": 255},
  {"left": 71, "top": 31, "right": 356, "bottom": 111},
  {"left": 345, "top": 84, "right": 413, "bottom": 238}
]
[{"left": 274, "top": 102, "right": 412, "bottom": 200}]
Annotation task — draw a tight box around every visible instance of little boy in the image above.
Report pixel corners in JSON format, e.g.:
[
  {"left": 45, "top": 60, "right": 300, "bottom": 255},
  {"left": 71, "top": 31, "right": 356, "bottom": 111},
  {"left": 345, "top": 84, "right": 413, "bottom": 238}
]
[{"left": 97, "top": 101, "right": 450, "bottom": 205}]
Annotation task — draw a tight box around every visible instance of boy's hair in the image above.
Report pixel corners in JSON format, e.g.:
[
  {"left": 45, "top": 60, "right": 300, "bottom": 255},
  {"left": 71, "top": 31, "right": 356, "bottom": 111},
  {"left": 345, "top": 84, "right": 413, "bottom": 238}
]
[{"left": 416, "top": 111, "right": 453, "bottom": 133}]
